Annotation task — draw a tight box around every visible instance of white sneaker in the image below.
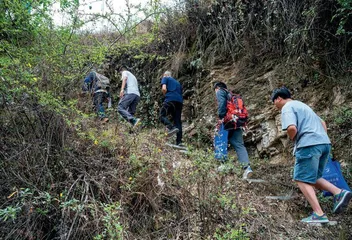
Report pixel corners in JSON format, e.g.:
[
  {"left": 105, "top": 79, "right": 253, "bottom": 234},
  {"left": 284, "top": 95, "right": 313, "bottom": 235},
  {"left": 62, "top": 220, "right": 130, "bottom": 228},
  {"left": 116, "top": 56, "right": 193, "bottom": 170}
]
[{"left": 243, "top": 166, "right": 253, "bottom": 179}]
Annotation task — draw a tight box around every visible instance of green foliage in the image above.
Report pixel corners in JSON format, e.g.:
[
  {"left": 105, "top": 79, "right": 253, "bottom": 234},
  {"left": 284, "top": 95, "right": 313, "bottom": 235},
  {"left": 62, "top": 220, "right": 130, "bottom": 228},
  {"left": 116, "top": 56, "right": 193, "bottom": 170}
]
[
  {"left": 333, "top": 0, "right": 352, "bottom": 35},
  {"left": 60, "top": 198, "right": 83, "bottom": 212},
  {"left": 0, "top": 0, "right": 52, "bottom": 42},
  {"left": 213, "top": 224, "right": 249, "bottom": 240},
  {"left": 217, "top": 193, "right": 237, "bottom": 210},
  {"left": 0, "top": 188, "right": 54, "bottom": 222},
  {"left": 0, "top": 206, "right": 21, "bottom": 222},
  {"left": 94, "top": 202, "right": 124, "bottom": 240},
  {"left": 333, "top": 107, "right": 352, "bottom": 128},
  {"left": 190, "top": 58, "right": 203, "bottom": 69}
]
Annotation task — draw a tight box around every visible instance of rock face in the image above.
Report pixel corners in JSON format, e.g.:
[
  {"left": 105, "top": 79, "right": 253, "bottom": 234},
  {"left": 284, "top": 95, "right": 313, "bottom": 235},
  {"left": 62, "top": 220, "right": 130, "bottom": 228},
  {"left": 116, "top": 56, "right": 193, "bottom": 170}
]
[{"left": 243, "top": 110, "right": 288, "bottom": 159}]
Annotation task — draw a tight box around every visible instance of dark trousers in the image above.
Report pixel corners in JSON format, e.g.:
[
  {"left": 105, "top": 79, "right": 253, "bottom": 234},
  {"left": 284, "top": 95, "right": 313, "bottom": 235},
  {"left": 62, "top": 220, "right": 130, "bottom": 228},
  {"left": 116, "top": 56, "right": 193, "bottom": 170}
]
[
  {"left": 160, "top": 101, "right": 183, "bottom": 144},
  {"left": 93, "top": 92, "right": 108, "bottom": 119},
  {"left": 118, "top": 93, "right": 140, "bottom": 122}
]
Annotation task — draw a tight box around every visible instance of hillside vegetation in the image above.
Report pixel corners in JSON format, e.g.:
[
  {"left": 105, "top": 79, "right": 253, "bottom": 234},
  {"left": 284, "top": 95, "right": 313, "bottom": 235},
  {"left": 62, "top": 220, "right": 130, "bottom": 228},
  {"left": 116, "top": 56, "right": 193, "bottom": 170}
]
[{"left": 1, "top": 0, "right": 352, "bottom": 239}]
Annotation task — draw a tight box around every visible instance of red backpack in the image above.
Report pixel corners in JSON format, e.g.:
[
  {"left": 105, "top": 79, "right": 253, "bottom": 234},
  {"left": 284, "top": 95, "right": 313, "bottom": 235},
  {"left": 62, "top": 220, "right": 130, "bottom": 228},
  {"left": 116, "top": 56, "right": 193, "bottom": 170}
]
[{"left": 223, "top": 91, "right": 248, "bottom": 129}]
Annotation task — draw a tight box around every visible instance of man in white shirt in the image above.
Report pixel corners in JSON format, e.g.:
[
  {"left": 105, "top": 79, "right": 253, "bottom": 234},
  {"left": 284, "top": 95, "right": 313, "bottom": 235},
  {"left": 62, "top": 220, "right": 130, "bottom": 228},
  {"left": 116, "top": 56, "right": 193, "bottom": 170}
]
[{"left": 117, "top": 66, "right": 141, "bottom": 126}]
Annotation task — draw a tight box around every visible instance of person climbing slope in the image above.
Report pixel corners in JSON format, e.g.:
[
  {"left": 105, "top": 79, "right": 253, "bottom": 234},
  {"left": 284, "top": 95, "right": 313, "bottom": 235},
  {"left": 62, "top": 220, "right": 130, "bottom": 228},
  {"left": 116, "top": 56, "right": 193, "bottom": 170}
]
[
  {"left": 214, "top": 81, "right": 253, "bottom": 179},
  {"left": 272, "top": 86, "right": 352, "bottom": 223}
]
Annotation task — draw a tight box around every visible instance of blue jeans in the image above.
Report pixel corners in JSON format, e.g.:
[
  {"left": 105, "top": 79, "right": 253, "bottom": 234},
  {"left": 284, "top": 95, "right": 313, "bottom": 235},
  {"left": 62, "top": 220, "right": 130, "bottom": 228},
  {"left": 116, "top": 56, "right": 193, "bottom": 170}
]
[
  {"left": 118, "top": 93, "right": 140, "bottom": 122},
  {"left": 228, "top": 128, "right": 250, "bottom": 167},
  {"left": 294, "top": 144, "right": 331, "bottom": 184}
]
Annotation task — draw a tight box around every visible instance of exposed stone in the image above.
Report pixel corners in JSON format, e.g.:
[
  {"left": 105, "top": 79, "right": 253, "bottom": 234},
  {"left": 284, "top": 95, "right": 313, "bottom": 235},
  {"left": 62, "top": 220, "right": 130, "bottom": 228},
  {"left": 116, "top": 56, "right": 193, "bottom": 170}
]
[
  {"left": 261, "top": 120, "right": 278, "bottom": 148},
  {"left": 332, "top": 86, "right": 345, "bottom": 105}
]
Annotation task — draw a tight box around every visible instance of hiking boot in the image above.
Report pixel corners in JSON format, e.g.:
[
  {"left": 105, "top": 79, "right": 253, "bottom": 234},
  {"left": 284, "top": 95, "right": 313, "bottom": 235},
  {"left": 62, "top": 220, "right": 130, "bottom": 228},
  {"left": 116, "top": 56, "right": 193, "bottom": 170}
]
[
  {"left": 132, "top": 118, "right": 141, "bottom": 127},
  {"left": 101, "top": 117, "right": 109, "bottom": 123},
  {"left": 333, "top": 190, "right": 352, "bottom": 213},
  {"left": 301, "top": 212, "right": 329, "bottom": 223},
  {"left": 242, "top": 166, "right": 253, "bottom": 179},
  {"left": 167, "top": 127, "right": 179, "bottom": 137}
]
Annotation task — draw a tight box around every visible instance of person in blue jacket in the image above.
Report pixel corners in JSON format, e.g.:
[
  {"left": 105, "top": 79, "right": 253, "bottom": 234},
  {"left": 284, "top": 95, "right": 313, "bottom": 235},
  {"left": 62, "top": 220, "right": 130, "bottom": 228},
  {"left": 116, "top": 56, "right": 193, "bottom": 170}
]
[
  {"left": 214, "top": 81, "right": 253, "bottom": 179},
  {"left": 160, "top": 71, "right": 183, "bottom": 145},
  {"left": 82, "top": 70, "right": 111, "bottom": 123}
]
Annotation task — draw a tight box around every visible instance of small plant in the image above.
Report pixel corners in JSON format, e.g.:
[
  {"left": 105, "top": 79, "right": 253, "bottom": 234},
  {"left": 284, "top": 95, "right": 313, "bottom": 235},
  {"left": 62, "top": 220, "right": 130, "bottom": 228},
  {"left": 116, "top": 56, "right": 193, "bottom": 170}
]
[
  {"left": 0, "top": 206, "right": 21, "bottom": 222},
  {"left": 333, "top": 107, "right": 352, "bottom": 127},
  {"left": 333, "top": 0, "right": 352, "bottom": 35},
  {"left": 217, "top": 193, "right": 237, "bottom": 210},
  {"left": 213, "top": 224, "right": 249, "bottom": 240},
  {"left": 60, "top": 198, "right": 83, "bottom": 212},
  {"left": 94, "top": 202, "right": 124, "bottom": 240}
]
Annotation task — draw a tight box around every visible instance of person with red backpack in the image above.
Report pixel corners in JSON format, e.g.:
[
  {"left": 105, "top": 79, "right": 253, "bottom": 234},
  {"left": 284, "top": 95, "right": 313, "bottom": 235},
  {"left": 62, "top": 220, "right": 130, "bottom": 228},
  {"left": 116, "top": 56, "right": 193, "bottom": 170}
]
[{"left": 214, "top": 82, "right": 253, "bottom": 179}]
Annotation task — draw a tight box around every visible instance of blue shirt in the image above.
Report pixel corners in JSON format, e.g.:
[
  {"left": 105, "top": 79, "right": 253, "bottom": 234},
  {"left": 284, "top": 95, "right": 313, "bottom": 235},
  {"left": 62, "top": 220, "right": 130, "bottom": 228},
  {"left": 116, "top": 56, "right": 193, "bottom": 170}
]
[
  {"left": 281, "top": 100, "right": 330, "bottom": 150},
  {"left": 161, "top": 77, "right": 183, "bottom": 103}
]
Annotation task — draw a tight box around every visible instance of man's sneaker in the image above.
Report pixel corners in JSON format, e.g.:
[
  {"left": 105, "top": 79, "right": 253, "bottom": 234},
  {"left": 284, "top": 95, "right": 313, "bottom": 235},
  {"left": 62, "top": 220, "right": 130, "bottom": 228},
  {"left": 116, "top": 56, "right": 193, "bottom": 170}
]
[
  {"left": 242, "top": 166, "right": 253, "bottom": 179},
  {"left": 167, "top": 127, "right": 179, "bottom": 137},
  {"left": 333, "top": 190, "right": 352, "bottom": 213},
  {"left": 301, "top": 212, "right": 329, "bottom": 223},
  {"left": 132, "top": 118, "right": 141, "bottom": 127}
]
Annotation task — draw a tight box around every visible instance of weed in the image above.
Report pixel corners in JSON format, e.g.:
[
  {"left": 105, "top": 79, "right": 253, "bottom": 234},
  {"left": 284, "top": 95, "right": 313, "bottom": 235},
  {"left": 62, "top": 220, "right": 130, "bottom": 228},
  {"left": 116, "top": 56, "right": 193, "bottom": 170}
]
[
  {"left": 94, "top": 202, "right": 124, "bottom": 240},
  {"left": 0, "top": 206, "right": 21, "bottom": 222},
  {"left": 213, "top": 224, "right": 249, "bottom": 240}
]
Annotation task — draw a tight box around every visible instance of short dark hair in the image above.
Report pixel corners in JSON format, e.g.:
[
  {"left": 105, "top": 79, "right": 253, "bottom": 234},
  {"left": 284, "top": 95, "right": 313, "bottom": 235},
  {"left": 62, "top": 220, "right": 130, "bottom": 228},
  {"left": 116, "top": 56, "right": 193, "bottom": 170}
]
[
  {"left": 271, "top": 87, "right": 291, "bottom": 102},
  {"left": 213, "top": 82, "right": 227, "bottom": 90},
  {"left": 118, "top": 65, "right": 127, "bottom": 71}
]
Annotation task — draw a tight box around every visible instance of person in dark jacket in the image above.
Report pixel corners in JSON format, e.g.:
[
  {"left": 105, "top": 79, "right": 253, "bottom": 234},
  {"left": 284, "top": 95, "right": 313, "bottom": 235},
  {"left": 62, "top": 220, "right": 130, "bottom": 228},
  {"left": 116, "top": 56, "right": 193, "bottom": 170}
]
[
  {"left": 160, "top": 71, "right": 183, "bottom": 145},
  {"left": 214, "top": 81, "right": 253, "bottom": 179},
  {"left": 82, "top": 70, "right": 111, "bottom": 123}
]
